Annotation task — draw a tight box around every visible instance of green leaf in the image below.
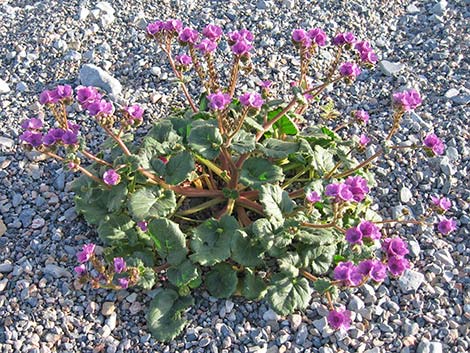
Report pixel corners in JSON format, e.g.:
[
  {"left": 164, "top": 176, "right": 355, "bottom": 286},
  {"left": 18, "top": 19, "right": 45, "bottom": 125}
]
[
  {"left": 239, "top": 158, "right": 284, "bottom": 188},
  {"left": 165, "top": 151, "right": 195, "bottom": 185},
  {"left": 251, "top": 218, "right": 294, "bottom": 250},
  {"left": 113, "top": 155, "right": 141, "bottom": 173},
  {"left": 310, "top": 145, "right": 335, "bottom": 174},
  {"left": 128, "top": 186, "right": 176, "bottom": 220},
  {"left": 147, "top": 288, "right": 193, "bottom": 342},
  {"left": 278, "top": 252, "right": 301, "bottom": 277},
  {"left": 107, "top": 183, "right": 128, "bottom": 212},
  {"left": 313, "top": 279, "right": 332, "bottom": 295},
  {"left": 266, "top": 273, "right": 312, "bottom": 315},
  {"left": 188, "top": 122, "right": 223, "bottom": 160},
  {"left": 190, "top": 215, "right": 238, "bottom": 266},
  {"left": 240, "top": 269, "right": 267, "bottom": 300},
  {"left": 97, "top": 213, "right": 136, "bottom": 244},
  {"left": 266, "top": 108, "right": 299, "bottom": 136},
  {"left": 295, "top": 227, "right": 340, "bottom": 246},
  {"left": 167, "top": 260, "right": 199, "bottom": 288},
  {"left": 147, "top": 120, "right": 182, "bottom": 145},
  {"left": 259, "top": 139, "right": 300, "bottom": 159},
  {"left": 148, "top": 219, "right": 187, "bottom": 266},
  {"left": 299, "top": 243, "right": 337, "bottom": 275},
  {"left": 259, "top": 184, "right": 295, "bottom": 227},
  {"left": 74, "top": 188, "right": 111, "bottom": 225},
  {"left": 231, "top": 130, "right": 256, "bottom": 154},
  {"left": 244, "top": 116, "right": 264, "bottom": 131},
  {"left": 230, "top": 230, "right": 264, "bottom": 267},
  {"left": 205, "top": 263, "right": 238, "bottom": 298},
  {"left": 137, "top": 266, "right": 156, "bottom": 290}
]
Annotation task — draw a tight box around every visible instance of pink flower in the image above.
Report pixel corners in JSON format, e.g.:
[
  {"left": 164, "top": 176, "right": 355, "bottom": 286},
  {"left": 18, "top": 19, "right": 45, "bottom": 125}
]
[
  {"left": 327, "top": 308, "right": 351, "bottom": 331},
  {"left": 431, "top": 196, "right": 451, "bottom": 212},
  {"left": 196, "top": 39, "right": 217, "bottom": 54},
  {"left": 87, "top": 99, "right": 114, "bottom": 117},
  {"left": 175, "top": 54, "right": 192, "bottom": 67},
  {"left": 202, "top": 24, "right": 223, "bottom": 41},
  {"left": 19, "top": 131, "right": 43, "bottom": 147},
  {"left": 137, "top": 221, "right": 148, "bottom": 232},
  {"left": 307, "top": 28, "right": 327, "bottom": 46},
  {"left": 178, "top": 27, "right": 199, "bottom": 44},
  {"left": 76, "top": 86, "right": 102, "bottom": 108},
  {"left": 345, "top": 227, "right": 363, "bottom": 245},
  {"left": 325, "top": 183, "right": 354, "bottom": 202},
  {"left": 50, "top": 85, "right": 72, "bottom": 102},
  {"left": 21, "top": 118, "right": 43, "bottom": 130},
  {"left": 393, "top": 89, "right": 422, "bottom": 111},
  {"left": 423, "top": 133, "right": 445, "bottom": 156},
  {"left": 306, "top": 191, "right": 321, "bottom": 203},
  {"left": 125, "top": 104, "right": 144, "bottom": 121},
  {"left": 437, "top": 217, "right": 457, "bottom": 235},
  {"left": 77, "top": 244, "right": 95, "bottom": 263},
  {"left": 118, "top": 278, "right": 129, "bottom": 289},
  {"left": 358, "top": 221, "right": 381, "bottom": 240},
  {"left": 231, "top": 40, "right": 253, "bottom": 56},
  {"left": 344, "top": 176, "right": 369, "bottom": 202},
  {"left": 339, "top": 62, "right": 361, "bottom": 78},
  {"left": 333, "top": 261, "right": 363, "bottom": 286},
  {"left": 163, "top": 19, "right": 183, "bottom": 33},
  {"left": 113, "top": 257, "right": 127, "bottom": 273},
  {"left": 359, "top": 134, "right": 370, "bottom": 146},
  {"left": 387, "top": 256, "right": 410, "bottom": 276},
  {"left": 333, "top": 32, "right": 356, "bottom": 46},
  {"left": 103, "top": 169, "right": 121, "bottom": 186},
  {"left": 354, "top": 41, "right": 378, "bottom": 64},
  {"left": 147, "top": 20, "right": 164, "bottom": 35},
  {"left": 207, "top": 91, "right": 231, "bottom": 111},
  {"left": 39, "top": 90, "right": 55, "bottom": 105},
  {"left": 62, "top": 130, "right": 78, "bottom": 145},
  {"left": 292, "top": 28, "right": 310, "bottom": 47},
  {"left": 353, "top": 110, "right": 370, "bottom": 124},
  {"left": 382, "top": 238, "right": 409, "bottom": 257},
  {"left": 74, "top": 264, "right": 87, "bottom": 277},
  {"left": 358, "top": 260, "right": 387, "bottom": 282},
  {"left": 239, "top": 92, "right": 264, "bottom": 109},
  {"left": 227, "top": 29, "right": 254, "bottom": 44}
]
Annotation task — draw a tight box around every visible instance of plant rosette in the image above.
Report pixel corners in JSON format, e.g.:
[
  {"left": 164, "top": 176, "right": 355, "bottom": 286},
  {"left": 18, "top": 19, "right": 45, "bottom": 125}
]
[{"left": 20, "top": 20, "right": 457, "bottom": 342}]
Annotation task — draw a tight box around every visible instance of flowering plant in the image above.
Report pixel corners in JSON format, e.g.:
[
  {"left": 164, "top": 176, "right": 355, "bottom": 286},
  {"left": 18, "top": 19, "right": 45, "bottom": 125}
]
[{"left": 20, "top": 20, "right": 456, "bottom": 341}]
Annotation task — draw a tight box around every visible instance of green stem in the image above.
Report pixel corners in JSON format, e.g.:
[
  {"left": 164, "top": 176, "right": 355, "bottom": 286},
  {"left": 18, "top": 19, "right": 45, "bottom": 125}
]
[
  {"left": 236, "top": 197, "right": 265, "bottom": 215},
  {"left": 194, "top": 154, "right": 231, "bottom": 183},
  {"left": 332, "top": 149, "right": 383, "bottom": 179},
  {"left": 282, "top": 167, "right": 309, "bottom": 190},
  {"left": 176, "top": 197, "right": 225, "bottom": 216}
]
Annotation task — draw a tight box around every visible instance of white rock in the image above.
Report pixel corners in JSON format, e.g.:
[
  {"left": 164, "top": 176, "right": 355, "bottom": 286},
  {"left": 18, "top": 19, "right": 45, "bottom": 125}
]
[
  {"left": 406, "top": 4, "right": 420, "bottom": 14},
  {"left": 398, "top": 269, "right": 425, "bottom": 292},
  {"left": 0, "top": 278, "right": 8, "bottom": 292},
  {"left": 444, "top": 88, "right": 459, "bottom": 99},
  {"left": 79, "top": 64, "right": 122, "bottom": 96},
  {"left": 0, "top": 219, "right": 6, "bottom": 236},
  {"left": 417, "top": 340, "right": 443, "bottom": 353},
  {"left": 106, "top": 312, "right": 117, "bottom": 330},
  {"left": 79, "top": 6, "right": 90, "bottom": 21},
  {"left": 0, "top": 79, "right": 11, "bottom": 94},
  {"left": 96, "top": 2, "right": 115, "bottom": 14},
  {"left": 101, "top": 302, "right": 115, "bottom": 316},
  {"left": 400, "top": 186, "right": 413, "bottom": 203},
  {"left": 43, "top": 264, "right": 72, "bottom": 278},
  {"left": 0, "top": 137, "right": 14, "bottom": 149},
  {"left": 435, "top": 249, "right": 454, "bottom": 267},
  {"left": 379, "top": 60, "right": 405, "bottom": 76},
  {"left": 0, "top": 263, "right": 13, "bottom": 273},
  {"left": 430, "top": 0, "right": 447, "bottom": 16},
  {"left": 16, "top": 82, "right": 28, "bottom": 92},
  {"left": 101, "top": 13, "right": 115, "bottom": 27},
  {"left": 262, "top": 309, "right": 280, "bottom": 321},
  {"left": 313, "top": 317, "right": 327, "bottom": 331}
]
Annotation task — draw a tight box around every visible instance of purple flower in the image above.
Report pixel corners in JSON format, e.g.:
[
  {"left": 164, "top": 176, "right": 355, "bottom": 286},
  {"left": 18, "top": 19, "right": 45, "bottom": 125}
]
[
  {"left": 39, "top": 90, "right": 55, "bottom": 105},
  {"left": 307, "top": 28, "right": 327, "bottom": 46},
  {"left": 43, "top": 128, "right": 65, "bottom": 146},
  {"left": 387, "top": 256, "right": 410, "bottom": 276},
  {"left": 431, "top": 196, "right": 451, "bottom": 212},
  {"left": 50, "top": 85, "right": 72, "bottom": 102},
  {"left": 137, "top": 221, "right": 148, "bottom": 232},
  {"left": 353, "top": 110, "right": 370, "bottom": 124},
  {"left": 178, "top": 27, "right": 199, "bottom": 44},
  {"left": 202, "top": 24, "right": 223, "bottom": 41},
  {"left": 358, "top": 221, "right": 381, "bottom": 240},
  {"left": 76, "top": 86, "right": 102, "bottom": 108},
  {"left": 292, "top": 29, "right": 309, "bottom": 45},
  {"left": 125, "top": 104, "right": 144, "bottom": 121},
  {"left": 392, "top": 89, "right": 422, "bottom": 111},
  {"left": 74, "top": 264, "right": 87, "bottom": 277},
  {"left": 227, "top": 29, "right": 254, "bottom": 44},
  {"left": 231, "top": 40, "right": 253, "bottom": 56},
  {"left": 325, "top": 183, "right": 353, "bottom": 202},
  {"left": 20, "top": 131, "right": 43, "bottom": 147},
  {"left": 333, "top": 261, "right": 363, "bottom": 286},
  {"left": 437, "top": 217, "right": 457, "bottom": 235},
  {"left": 327, "top": 308, "right": 351, "bottom": 331},
  {"left": 21, "top": 118, "right": 43, "bottom": 130},
  {"left": 113, "top": 257, "right": 127, "bottom": 273},
  {"left": 175, "top": 54, "right": 192, "bottom": 67},
  {"left": 62, "top": 130, "right": 78, "bottom": 145},
  {"left": 359, "top": 134, "right": 370, "bottom": 147},
  {"left": 354, "top": 41, "right": 378, "bottom": 64},
  {"left": 306, "top": 191, "right": 321, "bottom": 203},
  {"left": 258, "top": 80, "right": 272, "bottom": 89},
  {"left": 207, "top": 91, "right": 231, "bottom": 111},
  {"left": 103, "top": 169, "right": 121, "bottom": 186},
  {"left": 423, "top": 133, "right": 445, "bottom": 156},
  {"left": 382, "top": 237, "right": 409, "bottom": 257},
  {"left": 358, "top": 260, "right": 387, "bottom": 282},
  {"left": 77, "top": 244, "right": 95, "bottom": 263},
  {"left": 345, "top": 227, "right": 363, "bottom": 245},
  {"left": 339, "top": 62, "right": 361, "bottom": 78},
  {"left": 118, "top": 278, "right": 129, "bottom": 289},
  {"left": 239, "top": 92, "right": 264, "bottom": 109},
  {"left": 87, "top": 99, "right": 114, "bottom": 117},
  {"left": 67, "top": 121, "right": 80, "bottom": 134},
  {"left": 344, "top": 176, "right": 369, "bottom": 202},
  {"left": 196, "top": 39, "right": 217, "bottom": 55},
  {"left": 333, "top": 32, "right": 356, "bottom": 46},
  {"left": 147, "top": 20, "right": 164, "bottom": 35},
  {"left": 354, "top": 41, "right": 372, "bottom": 54},
  {"left": 163, "top": 19, "right": 183, "bottom": 33}
]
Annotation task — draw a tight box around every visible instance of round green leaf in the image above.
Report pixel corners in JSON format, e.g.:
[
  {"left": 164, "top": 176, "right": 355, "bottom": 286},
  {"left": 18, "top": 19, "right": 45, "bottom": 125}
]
[
  {"left": 188, "top": 123, "right": 223, "bottom": 160},
  {"left": 167, "top": 260, "right": 200, "bottom": 288},
  {"left": 266, "top": 273, "right": 312, "bottom": 315},
  {"left": 205, "top": 263, "right": 238, "bottom": 298},
  {"left": 230, "top": 230, "right": 264, "bottom": 267},
  {"left": 127, "top": 186, "right": 176, "bottom": 220},
  {"left": 241, "top": 269, "right": 267, "bottom": 300},
  {"left": 239, "top": 157, "right": 284, "bottom": 187},
  {"left": 165, "top": 151, "right": 195, "bottom": 185},
  {"left": 148, "top": 219, "right": 187, "bottom": 266}
]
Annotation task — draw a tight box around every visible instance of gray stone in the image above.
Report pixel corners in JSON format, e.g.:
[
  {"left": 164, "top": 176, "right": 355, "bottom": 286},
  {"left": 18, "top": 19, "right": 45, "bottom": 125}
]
[
  {"left": 0, "top": 79, "right": 10, "bottom": 94},
  {"left": 16, "top": 81, "right": 28, "bottom": 92},
  {"left": 440, "top": 157, "right": 455, "bottom": 176},
  {"left": 408, "top": 240, "right": 421, "bottom": 257},
  {"left": 313, "top": 317, "right": 327, "bottom": 331},
  {"left": 295, "top": 324, "right": 308, "bottom": 345},
  {"left": 445, "top": 147, "right": 459, "bottom": 161},
  {"left": 263, "top": 309, "right": 280, "bottom": 321},
  {"left": 43, "top": 264, "right": 72, "bottom": 278},
  {"left": 435, "top": 249, "right": 454, "bottom": 267},
  {"left": 406, "top": 4, "right": 420, "bottom": 14},
  {"left": 430, "top": 0, "right": 447, "bottom": 16},
  {"left": 282, "top": 0, "right": 295, "bottom": 9},
  {"left": 319, "top": 348, "right": 334, "bottom": 353},
  {"left": 225, "top": 299, "right": 234, "bottom": 313},
  {"left": 78, "top": 6, "right": 90, "bottom": 21},
  {"left": 290, "top": 313, "right": 302, "bottom": 330},
  {"left": 0, "top": 219, "right": 6, "bottom": 236},
  {"left": 451, "top": 95, "right": 470, "bottom": 105},
  {"left": 398, "top": 269, "right": 425, "bottom": 292},
  {"left": 379, "top": 60, "right": 405, "bottom": 76},
  {"left": 19, "top": 209, "right": 34, "bottom": 227},
  {"left": 0, "top": 137, "right": 14, "bottom": 148},
  {"left": 400, "top": 187, "right": 413, "bottom": 203},
  {"left": 79, "top": 64, "right": 122, "bottom": 96},
  {"left": 256, "top": 0, "right": 271, "bottom": 9},
  {"left": 417, "top": 341, "right": 443, "bottom": 353},
  {"left": 0, "top": 262, "right": 13, "bottom": 273},
  {"left": 106, "top": 312, "right": 117, "bottom": 330},
  {"left": 444, "top": 88, "right": 459, "bottom": 99},
  {"left": 348, "top": 295, "right": 365, "bottom": 311}
]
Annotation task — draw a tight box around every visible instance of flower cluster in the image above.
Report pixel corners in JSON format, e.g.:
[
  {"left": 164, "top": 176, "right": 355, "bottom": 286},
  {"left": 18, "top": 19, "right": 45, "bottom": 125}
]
[
  {"left": 207, "top": 91, "right": 232, "bottom": 111},
  {"left": 353, "top": 110, "right": 370, "bottom": 124},
  {"left": 76, "top": 86, "right": 114, "bottom": 117},
  {"left": 393, "top": 89, "right": 422, "bottom": 111},
  {"left": 227, "top": 29, "right": 254, "bottom": 57},
  {"left": 354, "top": 41, "right": 378, "bottom": 64},
  {"left": 382, "top": 237, "right": 410, "bottom": 276},
  {"left": 39, "top": 84, "right": 73, "bottom": 105},
  {"left": 19, "top": 118, "right": 44, "bottom": 147},
  {"left": 146, "top": 19, "right": 183, "bottom": 36},
  {"left": 345, "top": 221, "right": 382, "bottom": 244},
  {"left": 103, "top": 169, "right": 121, "bottom": 186},
  {"left": 339, "top": 62, "right": 361, "bottom": 78},
  {"left": 332, "top": 32, "right": 356, "bottom": 46},
  {"left": 291, "top": 28, "right": 327, "bottom": 48},
  {"left": 423, "top": 133, "right": 445, "bottom": 156},
  {"left": 239, "top": 92, "right": 264, "bottom": 109},
  {"left": 20, "top": 117, "right": 80, "bottom": 148},
  {"left": 334, "top": 259, "right": 387, "bottom": 286},
  {"left": 429, "top": 195, "right": 457, "bottom": 235},
  {"left": 325, "top": 176, "right": 369, "bottom": 202}
]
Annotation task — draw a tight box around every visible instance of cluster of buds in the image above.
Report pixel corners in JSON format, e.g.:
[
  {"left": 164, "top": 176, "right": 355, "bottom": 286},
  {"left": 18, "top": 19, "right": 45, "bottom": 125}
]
[
  {"left": 75, "top": 243, "right": 137, "bottom": 290},
  {"left": 20, "top": 117, "right": 80, "bottom": 149}
]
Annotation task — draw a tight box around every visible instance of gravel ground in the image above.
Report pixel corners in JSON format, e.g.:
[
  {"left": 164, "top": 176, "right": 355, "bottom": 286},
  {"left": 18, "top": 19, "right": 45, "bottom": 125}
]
[{"left": 0, "top": 0, "right": 469, "bottom": 352}]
